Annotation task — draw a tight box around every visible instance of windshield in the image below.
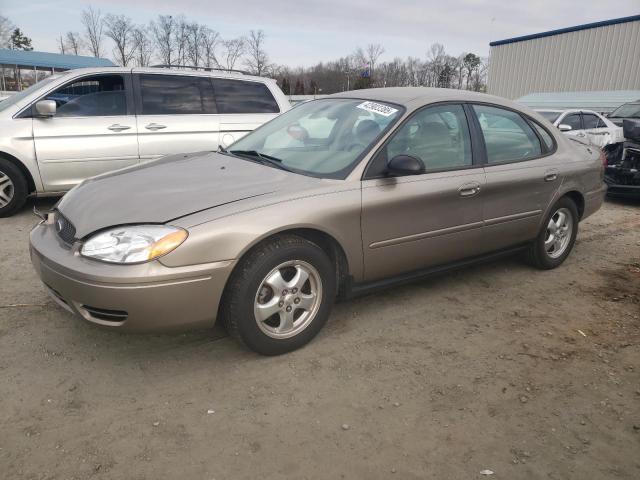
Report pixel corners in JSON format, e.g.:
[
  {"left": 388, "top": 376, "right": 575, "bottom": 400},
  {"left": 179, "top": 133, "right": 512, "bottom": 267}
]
[
  {"left": 0, "top": 75, "right": 62, "bottom": 114},
  {"left": 536, "top": 111, "right": 561, "bottom": 123},
  {"left": 228, "top": 98, "right": 403, "bottom": 179},
  {"left": 609, "top": 103, "right": 640, "bottom": 118}
]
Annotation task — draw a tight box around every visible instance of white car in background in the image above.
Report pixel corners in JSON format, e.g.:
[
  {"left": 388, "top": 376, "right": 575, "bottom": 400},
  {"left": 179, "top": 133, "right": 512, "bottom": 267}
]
[
  {"left": 535, "top": 109, "right": 624, "bottom": 148},
  {"left": 0, "top": 67, "right": 290, "bottom": 217}
]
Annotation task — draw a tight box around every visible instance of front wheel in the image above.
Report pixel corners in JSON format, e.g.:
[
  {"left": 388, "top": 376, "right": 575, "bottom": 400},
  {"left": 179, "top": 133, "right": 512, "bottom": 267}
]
[
  {"left": 0, "top": 158, "right": 28, "bottom": 218},
  {"left": 525, "top": 197, "right": 579, "bottom": 269},
  {"left": 220, "top": 235, "right": 336, "bottom": 355}
]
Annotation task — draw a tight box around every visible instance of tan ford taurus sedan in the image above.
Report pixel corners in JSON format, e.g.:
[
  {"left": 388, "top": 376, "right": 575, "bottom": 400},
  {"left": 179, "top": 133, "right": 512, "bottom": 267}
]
[{"left": 30, "top": 88, "right": 607, "bottom": 355}]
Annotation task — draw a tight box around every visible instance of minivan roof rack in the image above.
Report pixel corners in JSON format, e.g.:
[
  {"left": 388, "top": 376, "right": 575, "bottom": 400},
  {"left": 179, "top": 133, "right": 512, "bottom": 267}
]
[{"left": 150, "top": 64, "right": 248, "bottom": 75}]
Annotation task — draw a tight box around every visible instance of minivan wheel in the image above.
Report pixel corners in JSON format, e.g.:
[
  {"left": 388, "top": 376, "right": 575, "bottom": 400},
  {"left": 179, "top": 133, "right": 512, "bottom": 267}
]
[
  {"left": 221, "top": 234, "right": 336, "bottom": 355},
  {"left": 0, "top": 158, "right": 28, "bottom": 218},
  {"left": 525, "top": 197, "right": 579, "bottom": 270}
]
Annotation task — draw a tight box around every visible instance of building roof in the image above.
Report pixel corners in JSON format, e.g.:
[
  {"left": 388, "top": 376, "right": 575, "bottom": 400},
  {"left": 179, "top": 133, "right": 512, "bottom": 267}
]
[
  {"left": 490, "top": 14, "right": 640, "bottom": 47},
  {"left": 0, "top": 49, "right": 114, "bottom": 69},
  {"left": 516, "top": 90, "right": 640, "bottom": 113}
]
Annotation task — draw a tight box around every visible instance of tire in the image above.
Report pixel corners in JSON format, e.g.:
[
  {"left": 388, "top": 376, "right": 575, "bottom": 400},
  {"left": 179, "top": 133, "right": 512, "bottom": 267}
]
[
  {"left": 0, "top": 158, "right": 28, "bottom": 218},
  {"left": 525, "top": 197, "right": 579, "bottom": 270},
  {"left": 220, "top": 234, "right": 336, "bottom": 355}
]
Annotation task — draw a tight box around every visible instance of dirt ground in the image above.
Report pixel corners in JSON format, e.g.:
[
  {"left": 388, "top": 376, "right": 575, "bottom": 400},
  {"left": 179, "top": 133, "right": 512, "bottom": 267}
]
[{"left": 1, "top": 197, "right": 639, "bottom": 480}]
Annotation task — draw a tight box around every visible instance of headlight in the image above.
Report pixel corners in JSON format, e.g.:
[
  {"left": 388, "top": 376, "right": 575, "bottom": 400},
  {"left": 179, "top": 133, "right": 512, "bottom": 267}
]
[{"left": 80, "top": 225, "right": 188, "bottom": 264}]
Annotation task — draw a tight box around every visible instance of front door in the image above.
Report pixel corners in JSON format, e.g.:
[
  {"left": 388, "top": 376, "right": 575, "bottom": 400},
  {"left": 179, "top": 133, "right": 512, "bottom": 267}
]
[
  {"left": 134, "top": 73, "right": 220, "bottom": 162},
  {"left": 361, "top": 103, "right": 485, "bottom": 281},
  {"left": 33, "top": 73, "right": 138, "bottom": 191}
]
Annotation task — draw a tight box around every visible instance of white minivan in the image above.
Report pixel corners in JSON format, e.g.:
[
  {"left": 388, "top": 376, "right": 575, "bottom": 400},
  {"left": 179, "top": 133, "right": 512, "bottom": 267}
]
[{"left": 0, "top": 67, "right": 290, "bottom": 216}]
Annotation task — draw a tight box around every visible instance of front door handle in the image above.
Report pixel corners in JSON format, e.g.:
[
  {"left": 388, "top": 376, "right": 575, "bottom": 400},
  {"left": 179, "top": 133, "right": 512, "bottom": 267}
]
[
  {"left": 458, "top": 182, "right": 481, "bottom": 197},
  {"left": 544, "top": 170, "right": 559, "bottom": 182},
  {"left": 576, "top": 132, "right": 586, "bottom": 138},
  {"left": 145, "top": 123, "right": 167, "bottom": 131},
  {"left": 108, "top": 124, "right": 131, "bottom": 132}
]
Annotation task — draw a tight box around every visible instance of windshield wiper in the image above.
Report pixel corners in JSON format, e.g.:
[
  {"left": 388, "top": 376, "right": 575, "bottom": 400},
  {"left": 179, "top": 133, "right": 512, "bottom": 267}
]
[{"left": 228, "top": 150, "right": 293, "bottom": 172}]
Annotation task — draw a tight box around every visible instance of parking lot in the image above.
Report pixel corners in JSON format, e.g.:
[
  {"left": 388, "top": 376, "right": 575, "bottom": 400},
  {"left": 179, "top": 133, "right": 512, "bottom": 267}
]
[{"left": 0, "top": 197, "right": 638, "bottom": 479}]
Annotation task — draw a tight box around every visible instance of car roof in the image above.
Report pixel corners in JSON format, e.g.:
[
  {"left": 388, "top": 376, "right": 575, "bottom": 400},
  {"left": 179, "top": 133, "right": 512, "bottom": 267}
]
[
  {"left": 58, "top": 66, "right": 275, "bottom": 84},
  {"left": 329, "top": 87, "right": 513, "bottom": 108}
]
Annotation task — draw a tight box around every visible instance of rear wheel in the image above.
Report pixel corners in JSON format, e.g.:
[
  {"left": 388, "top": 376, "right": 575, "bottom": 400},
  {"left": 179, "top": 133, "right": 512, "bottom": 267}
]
[
  {"left": 525, "top": 197, "right": 579, "bottom": 269},
  {"left": 221, "top": 235, "right": 336, "bottom": 355},
  {"left": 0, "top": 158, "right": 28, "bottom": 218}
]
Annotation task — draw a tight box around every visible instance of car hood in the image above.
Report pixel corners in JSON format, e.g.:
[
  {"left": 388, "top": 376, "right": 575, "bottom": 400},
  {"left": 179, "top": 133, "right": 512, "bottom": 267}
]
[{"left": 57, "top": 152, "right": 321, "bottom": 238}]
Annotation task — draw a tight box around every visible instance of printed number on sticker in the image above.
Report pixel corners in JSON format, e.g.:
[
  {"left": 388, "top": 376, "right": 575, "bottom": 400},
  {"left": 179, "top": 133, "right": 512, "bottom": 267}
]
[{"left": 357, "top": 101, "right": 399, "bottom": 117}]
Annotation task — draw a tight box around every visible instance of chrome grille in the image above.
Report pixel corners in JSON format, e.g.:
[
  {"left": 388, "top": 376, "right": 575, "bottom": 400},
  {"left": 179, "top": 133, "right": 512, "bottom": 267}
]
[{"left": 54, "top": 211, "right": 76, "bottom": 245}]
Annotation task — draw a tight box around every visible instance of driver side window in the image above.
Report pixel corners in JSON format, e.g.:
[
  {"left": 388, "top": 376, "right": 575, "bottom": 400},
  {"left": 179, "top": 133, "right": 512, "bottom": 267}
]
[
  {"left": 43, "top": 74, "right": 127, "bottom": 118},
  {"left": 385, "top": 104, "right": 472, "bottom": 172}
]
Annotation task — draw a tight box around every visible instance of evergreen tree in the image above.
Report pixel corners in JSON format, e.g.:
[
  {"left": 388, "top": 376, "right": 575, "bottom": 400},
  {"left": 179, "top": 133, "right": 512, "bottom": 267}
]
[
  {"left": 281, "top": 77, "right": 290, "bottom": 95},
  {"left": 293, "top": 78, "right": 305, "bottom": 95},
  {"left": 9, "top": 28, "right": 33, "bottom": 51}
]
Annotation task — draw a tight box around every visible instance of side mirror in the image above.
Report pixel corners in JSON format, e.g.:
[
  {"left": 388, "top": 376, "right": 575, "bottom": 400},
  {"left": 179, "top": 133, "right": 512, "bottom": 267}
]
[
  {"left": 34, "top": 100, "right": 56, "bottom": 117},
  {"left": 558, "top": 124, "right": 572, "bottom": 132},
  {"left": 387, "top": 154, "right": 425, "bottom": 176}
]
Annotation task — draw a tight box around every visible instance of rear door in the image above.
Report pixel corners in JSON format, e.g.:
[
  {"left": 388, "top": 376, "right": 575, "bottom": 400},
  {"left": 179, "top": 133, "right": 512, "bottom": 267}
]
[
  {"left": 361, "top": 103, "right": 485, "bottom": 281},
  {"left": 472, "top": 104, "right": 561, "bottom": 250},
  {"left": 32, "top": 73, "right": 138, "bottom": 191},
  {"left": 212, "top": 78, "right": 282, "bottom": 149},
  {"left": 134, "top": 73, "right": 220, "bottom": 161}
]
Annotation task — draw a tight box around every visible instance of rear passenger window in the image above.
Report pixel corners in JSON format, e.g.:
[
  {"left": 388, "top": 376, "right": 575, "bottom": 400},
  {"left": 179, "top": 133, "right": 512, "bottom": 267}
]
[
  {"left": 473, "top": 105, "right": 542, "bottom": 163},
  {"left": 139, "top": 74, "right": 216, "bottom": 115},
  {"left": 212, "top": 79, "right": 279, "bottom": 114}
]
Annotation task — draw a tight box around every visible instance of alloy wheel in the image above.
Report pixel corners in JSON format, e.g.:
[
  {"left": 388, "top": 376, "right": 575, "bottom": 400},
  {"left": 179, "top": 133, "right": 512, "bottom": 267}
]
[
  {"left": 544, "top": 207, "right": 573, "bottom": 259},
  {"left": 253, "top": 260, "right": 323, "bottom": 339},
  {"left": 0, "top": 170, "right": 14, "bottom": 208}
]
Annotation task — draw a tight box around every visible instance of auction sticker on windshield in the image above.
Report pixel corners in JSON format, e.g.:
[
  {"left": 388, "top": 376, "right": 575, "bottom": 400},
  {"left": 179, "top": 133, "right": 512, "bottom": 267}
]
[{"left": 357, "top": 101, "right": 399, "bottom": 117}]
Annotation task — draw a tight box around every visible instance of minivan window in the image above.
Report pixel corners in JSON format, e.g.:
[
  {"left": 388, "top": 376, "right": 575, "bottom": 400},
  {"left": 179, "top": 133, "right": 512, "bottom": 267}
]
[
  {"left": 45, "top": 74, "right": 126, "bottom": 117},
  {"left": 213, "top": 78, "right": 279, "bottom": 114},
  {"left": 139, "top": 74, "right": 216, "bottom": 115},
  {"left": 473, "top": 105, "right": 542, "bottom": 163}
]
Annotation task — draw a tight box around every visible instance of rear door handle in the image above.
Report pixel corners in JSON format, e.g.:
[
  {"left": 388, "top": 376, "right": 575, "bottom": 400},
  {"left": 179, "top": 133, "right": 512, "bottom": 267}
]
[
  {"left": 108, "top": 124, "right": 131, "bottom": 132},
  {"left": 145, "top": 123, "right": 167, "bottom": 131},
  {"left": 544, "top": 170, "right": 558, "bottom": 182},
  {"left": 458, "top": 182, "right": 481, "bottom": 197}
]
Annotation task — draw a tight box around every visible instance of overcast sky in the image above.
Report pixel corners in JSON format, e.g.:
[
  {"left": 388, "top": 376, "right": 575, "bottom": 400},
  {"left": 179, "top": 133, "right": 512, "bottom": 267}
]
[{"left": 2, "top": 0, "right": 639, "bottom": 66}]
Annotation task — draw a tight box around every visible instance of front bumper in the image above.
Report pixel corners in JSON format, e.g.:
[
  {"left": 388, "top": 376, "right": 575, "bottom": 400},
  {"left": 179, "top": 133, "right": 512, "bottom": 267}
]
[{"left": 30, "top": 220, "right": 236, "bottom": 332}]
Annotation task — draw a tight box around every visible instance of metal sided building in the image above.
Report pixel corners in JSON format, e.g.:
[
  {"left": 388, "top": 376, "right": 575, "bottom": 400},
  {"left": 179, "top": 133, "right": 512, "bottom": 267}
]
[{"left": 487, "top": 15, "right": 640, "bottom": 99}]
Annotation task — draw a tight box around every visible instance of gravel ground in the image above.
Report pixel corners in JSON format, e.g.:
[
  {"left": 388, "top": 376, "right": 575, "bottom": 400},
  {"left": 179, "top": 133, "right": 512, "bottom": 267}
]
[{"left": 1, "top": 197, "right": 639, "bottom": 480}]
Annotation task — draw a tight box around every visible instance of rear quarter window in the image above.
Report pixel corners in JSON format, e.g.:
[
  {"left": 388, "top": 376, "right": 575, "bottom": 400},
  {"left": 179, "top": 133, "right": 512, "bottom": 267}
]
[{"left": 212, "top": 79, "right": 280, "bottom": 114}]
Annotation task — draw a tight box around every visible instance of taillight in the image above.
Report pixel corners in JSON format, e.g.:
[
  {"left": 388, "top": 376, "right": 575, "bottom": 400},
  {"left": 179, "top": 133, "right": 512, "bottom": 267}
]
[{"left": 599, "top": 149, "right": 607, "bottom": 167}]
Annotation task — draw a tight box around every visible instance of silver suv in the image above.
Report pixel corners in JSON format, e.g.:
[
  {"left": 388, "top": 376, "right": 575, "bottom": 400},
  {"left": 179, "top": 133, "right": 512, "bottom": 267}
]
[{"left": 0, "top": 67, "right": 290, "bottom": 216}]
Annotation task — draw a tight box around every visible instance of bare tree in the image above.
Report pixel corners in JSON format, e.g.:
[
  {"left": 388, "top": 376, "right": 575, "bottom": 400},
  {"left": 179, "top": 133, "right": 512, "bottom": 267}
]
[
  {"left": 58, "top": 35, "right": 66, "bottom": 54},
  {"left": 366, "top": 43, "right": 384, "bottom": 82},
  {"left": 222, "top": 38, "right": 245, "bottom": 70},
  {"left": 132, "top": 27, "right": 153, "bottom": 66},
  {"left": 81, "top": 7, "right": 104, "bottom": 57},
  {"left": 65, "top": 32, "right": 82, "bottom": 55},
  {"left": 0, "top": 15, "right": 14, "bottom": 48},
  {"left": 186, "top": 22, "right": 207, "bottom": 67},
  {"left": 244, "top": 30, "right": 268, "bottom": 76},
  {"left": 104, "top": 14, "right": 136, "bottom": 66},
  {"left": 202, "top": 27, "right": 221, "bottom": 68},
  {"left": 173, "top": 16, "right": 188, "bottom": 65},
  {"left": 150, "top": 15, "right": 175, "bottom": 65}
]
